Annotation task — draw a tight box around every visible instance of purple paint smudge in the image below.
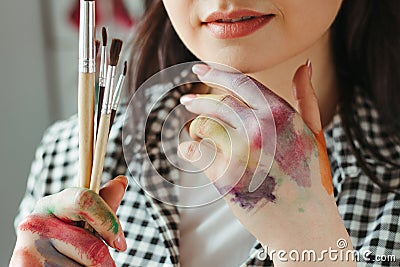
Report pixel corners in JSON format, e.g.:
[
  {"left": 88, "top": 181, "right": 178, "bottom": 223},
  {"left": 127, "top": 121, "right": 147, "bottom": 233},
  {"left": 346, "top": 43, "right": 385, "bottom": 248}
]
[
  {"left": 35, "top": 239, "right": 65, "bottom": 267},
  {"left": 210, "top": 77, "right": 316, "bottom": 211},
  {"left": 217, "top": 170, "right": 277, "bottom": 211},
  {"left": 271, "top": 103, "right": 313, "bottom": 188}
]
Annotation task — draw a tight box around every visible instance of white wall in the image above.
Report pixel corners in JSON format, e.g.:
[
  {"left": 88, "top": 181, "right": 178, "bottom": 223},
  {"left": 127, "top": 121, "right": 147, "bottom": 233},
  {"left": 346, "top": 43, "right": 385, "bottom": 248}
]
[{"left": 0, "top": 0, "right": 50, "bottom": 265}]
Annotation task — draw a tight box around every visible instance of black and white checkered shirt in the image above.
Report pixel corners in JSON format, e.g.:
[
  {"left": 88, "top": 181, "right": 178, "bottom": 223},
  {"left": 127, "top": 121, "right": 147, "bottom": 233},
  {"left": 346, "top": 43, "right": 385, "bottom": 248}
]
[{"left": 15, "top": 77, "right": 400, "bottom": 266}]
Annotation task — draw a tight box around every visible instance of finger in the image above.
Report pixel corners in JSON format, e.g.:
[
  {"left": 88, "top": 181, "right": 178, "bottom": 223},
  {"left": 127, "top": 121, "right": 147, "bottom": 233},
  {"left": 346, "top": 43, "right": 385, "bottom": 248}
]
[
  {"left": 11, "top": 247, "right": 82, "bottom": 267},
  {"left": 10, "top": 241, "right": 43, "bottom": 267},
  {"left": 16, "top": 214, "right": 115, "bottom": 266},
  {"left": 292, "top": 61, "right": 333, "bottom": 195},
  {"left": 178, "top": 140, "right": 219, "bottom": 178},
  {"left": 192, "top": 64, "right": 284, "bottom": 111},
  {"left": 292, "top": 60, "right": 322, "bottom": 134},
  {"left": 178, "top": 140, "right": 247, "bottom": 194},
  {"left": 180, "top": 93, "right": 253, "bottom": 129},
  {"left": 33, "top": 188, "right": 127, "bottom": 252},
  {"left": 189, "top": 115, "right": 235, "bottom": 155},
  {"left": 99, "top": 175, "right": 128, "bottom": 213}
]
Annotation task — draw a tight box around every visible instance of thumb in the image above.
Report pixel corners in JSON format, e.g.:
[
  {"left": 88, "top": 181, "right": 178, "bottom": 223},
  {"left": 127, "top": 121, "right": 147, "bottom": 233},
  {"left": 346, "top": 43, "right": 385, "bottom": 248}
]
[
  {"left": 99, "top": 175, "right": 128, "bottom": 213},
  {"left": 292, "top": 60, "right": 322, "bottom": 134},
  {"left": 293, "top": 61, "right": 334, "bottom": 195}
]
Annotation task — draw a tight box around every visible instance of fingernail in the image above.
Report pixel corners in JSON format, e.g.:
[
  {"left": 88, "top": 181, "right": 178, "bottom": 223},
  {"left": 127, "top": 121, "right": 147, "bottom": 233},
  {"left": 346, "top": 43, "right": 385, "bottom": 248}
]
[
  {"left": 178, "top": 142, "right": 198, "bottom": 161},
  {"left": 114, "top": 233, "right": 127, "bottom": 251},
  {"left": 192, "top": 64, "right": 211, "bottom": 76},
  {"left": 185, "top": 142, "right": 198, "bottom": 159},
  {"left": 306, "top": 59, "right": 312, "bottom": 80},
  {"left": 180, "top": 94, "right": 196, "bottom": 105},
  {"left": 114, "top": 176, "right": 128, "bottom": 190}
]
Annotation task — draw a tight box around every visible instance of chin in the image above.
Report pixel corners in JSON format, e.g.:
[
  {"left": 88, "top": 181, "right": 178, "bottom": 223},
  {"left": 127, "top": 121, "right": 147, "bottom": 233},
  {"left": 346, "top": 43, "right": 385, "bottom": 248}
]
[
  {"left": 204, "top": 56, "right": 268, "bottom": 74},
  {"left": 197, "top": 50, "right": 271, "bottom": 75}
]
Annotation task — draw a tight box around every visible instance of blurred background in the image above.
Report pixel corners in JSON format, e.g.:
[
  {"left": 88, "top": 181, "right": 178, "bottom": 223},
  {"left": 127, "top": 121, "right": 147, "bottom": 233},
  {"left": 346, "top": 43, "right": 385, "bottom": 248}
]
[{"left": 0, "top": 0, "right": 144, "bottom": 265}]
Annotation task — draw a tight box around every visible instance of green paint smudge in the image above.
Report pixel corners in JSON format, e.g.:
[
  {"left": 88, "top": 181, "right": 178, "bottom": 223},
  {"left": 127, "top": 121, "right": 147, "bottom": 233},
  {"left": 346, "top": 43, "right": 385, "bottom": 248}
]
[
  {"left": 86, "top": 190, "right": 119, "bottom": 235},
  {"left": 107, "top": 212, "right": 119, "bottom": 234},
  {"left": 47, "top": 206, "right": 55, "bottom": 214}
]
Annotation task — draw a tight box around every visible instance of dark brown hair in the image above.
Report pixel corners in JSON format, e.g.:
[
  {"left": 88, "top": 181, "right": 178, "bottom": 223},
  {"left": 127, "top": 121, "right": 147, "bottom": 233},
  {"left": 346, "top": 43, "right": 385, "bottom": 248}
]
[
  {"left": 127, "top": 0, "right": 197, "bottom": 91},
  {"left": 331, "top": 0, "right": 400, "bottom": 192},
  {"left": 127, "top": 0, "right": 400, "bottom": 192}
]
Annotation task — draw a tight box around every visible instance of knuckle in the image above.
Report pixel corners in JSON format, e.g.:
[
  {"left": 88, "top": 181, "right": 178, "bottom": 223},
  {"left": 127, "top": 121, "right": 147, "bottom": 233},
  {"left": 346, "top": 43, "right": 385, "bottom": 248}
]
[
  {"left": 232, "top": 74, "right": 253, "bottom": 89},
  {"left": 73, "top": 188, "right": 97, "bottom": 211},
  {"left": 10, "top": 248, "right": 42, "bottom": 267},
  {"left": 191, "top": 116, "right": 219, "bottom": 137},
  {"left": 18, "top": 214, "right": 47, "bottom": 233},
  {"left": 219, "top": 94, "right": 236, "bottom": 107},
  {"left": 309, "top": 93, "right": 319, "bottom": 104},
  {"left": 213, "top": 95, "right": 242, "bottom": 126},
  {"left": 33, "top": 194, "right": 55, "bottom": 214}
]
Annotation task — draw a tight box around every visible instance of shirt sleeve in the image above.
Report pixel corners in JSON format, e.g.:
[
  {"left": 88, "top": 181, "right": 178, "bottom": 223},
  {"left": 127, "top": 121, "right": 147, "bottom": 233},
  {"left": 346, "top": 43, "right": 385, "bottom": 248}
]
[{"left": 13, "top": 116, "right": 79, "bottom": 231}]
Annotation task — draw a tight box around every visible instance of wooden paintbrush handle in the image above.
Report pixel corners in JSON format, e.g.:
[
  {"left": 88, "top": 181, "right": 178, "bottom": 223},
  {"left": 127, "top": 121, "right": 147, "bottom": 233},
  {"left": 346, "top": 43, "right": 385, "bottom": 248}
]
[
  {"left": 90, "top": 113, "right": 111, "bottom": 194},
  {"left": 78, "top": 72, "right": 95, "bottom": 188}
]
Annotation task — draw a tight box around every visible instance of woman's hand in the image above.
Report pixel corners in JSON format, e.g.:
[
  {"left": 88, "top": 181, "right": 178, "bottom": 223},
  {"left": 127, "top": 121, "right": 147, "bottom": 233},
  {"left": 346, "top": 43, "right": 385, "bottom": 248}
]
[
  {"left": 10, "top": 176, "right": 128, "bottom": 267},
  {"left": 179, "top": 63, "right": 355, "bottom": 265}
]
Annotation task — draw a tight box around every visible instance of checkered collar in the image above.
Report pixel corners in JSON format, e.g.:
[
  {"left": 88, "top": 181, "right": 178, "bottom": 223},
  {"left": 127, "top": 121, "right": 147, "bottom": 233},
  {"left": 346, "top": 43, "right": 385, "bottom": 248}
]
[{"left": 324, "top": 88, "right": 400, "bottom": 188}]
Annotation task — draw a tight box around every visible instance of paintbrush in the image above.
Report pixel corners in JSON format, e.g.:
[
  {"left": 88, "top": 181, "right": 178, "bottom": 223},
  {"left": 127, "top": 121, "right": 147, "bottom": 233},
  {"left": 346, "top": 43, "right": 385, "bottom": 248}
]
[
  {"left": 89, "top": 39, "right": 123, "bottom": 194},
  {"left": 78, "top": 0, "right": 96, "bottom": 188},
  {"left": 96, "top": 27, "right": 108, "bottom": 138},
  {"left": 109, "top": 61, "right": 127, "bottom": 133}
]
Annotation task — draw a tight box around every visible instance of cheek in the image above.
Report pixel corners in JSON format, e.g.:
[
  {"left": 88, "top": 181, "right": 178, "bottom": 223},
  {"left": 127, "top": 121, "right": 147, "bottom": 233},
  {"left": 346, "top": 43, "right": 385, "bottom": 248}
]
[
  {"left": 282, "top": 0, "right": 342, "bottom": 40},
  {"left": 163, "top": 0, "right": 199, "bottom": 52}
]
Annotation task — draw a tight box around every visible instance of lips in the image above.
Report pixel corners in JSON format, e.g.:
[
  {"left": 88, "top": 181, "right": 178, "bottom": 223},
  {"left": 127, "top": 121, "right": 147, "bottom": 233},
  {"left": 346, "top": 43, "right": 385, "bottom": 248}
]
[{"left": 203, "top": 9, "right": 275, "bottom": 39}]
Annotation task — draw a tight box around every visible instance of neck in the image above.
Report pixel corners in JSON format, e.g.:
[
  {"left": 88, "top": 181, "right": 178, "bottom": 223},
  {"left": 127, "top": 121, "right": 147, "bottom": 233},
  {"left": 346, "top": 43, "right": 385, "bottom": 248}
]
[{"left": 248, "top": 31, "right": 338, "bottom": 128}]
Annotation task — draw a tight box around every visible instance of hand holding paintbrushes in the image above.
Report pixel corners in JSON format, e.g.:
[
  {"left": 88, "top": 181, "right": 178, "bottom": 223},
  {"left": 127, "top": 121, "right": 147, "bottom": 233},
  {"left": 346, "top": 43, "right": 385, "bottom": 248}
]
[
  {"left": 80, "top": 38, "right": 126, "bottom": 234},
  {"left": 10, "top": 3, "right": 129, "bottom": 263},
  {"left": 82, "top": 38, "right": 126, "bottom": 233},
  {"left": 78, "top": 1, "right": 127, "bottom": 235}
]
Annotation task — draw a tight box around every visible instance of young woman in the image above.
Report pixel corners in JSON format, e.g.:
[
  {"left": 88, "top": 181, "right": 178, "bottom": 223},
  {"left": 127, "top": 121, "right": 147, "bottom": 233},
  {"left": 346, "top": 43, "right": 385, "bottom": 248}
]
[{"left": 10, "top": 0, "right": 400, "bottom": 266}]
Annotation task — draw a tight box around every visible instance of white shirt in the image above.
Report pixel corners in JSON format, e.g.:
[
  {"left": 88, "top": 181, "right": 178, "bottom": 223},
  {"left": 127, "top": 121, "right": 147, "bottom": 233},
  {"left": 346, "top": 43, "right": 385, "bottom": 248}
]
[{"left": 177, "top": 130, "right": 256, "bottom": 267}]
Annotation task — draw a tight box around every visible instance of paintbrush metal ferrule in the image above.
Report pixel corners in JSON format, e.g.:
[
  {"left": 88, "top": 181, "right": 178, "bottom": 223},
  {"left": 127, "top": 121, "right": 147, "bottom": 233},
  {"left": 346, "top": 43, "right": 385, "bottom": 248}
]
[
  {"left": 99, "top": 46, "right": 107, "bottom": 86},
  {"left": 111, "top": 74, "right": 125, "bottom": 110},
  {"left": 102, "top": 65, "right": 116, "bottom": 114},
  {"left": 79, "top": 0, "right": 96, "bottom": 73}
]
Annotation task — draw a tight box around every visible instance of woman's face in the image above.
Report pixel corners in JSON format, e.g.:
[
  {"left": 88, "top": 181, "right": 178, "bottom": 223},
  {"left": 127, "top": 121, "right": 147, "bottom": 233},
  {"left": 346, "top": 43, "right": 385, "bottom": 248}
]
[{"left": 162, "top": 0, "right": 342, "bottom": 73}]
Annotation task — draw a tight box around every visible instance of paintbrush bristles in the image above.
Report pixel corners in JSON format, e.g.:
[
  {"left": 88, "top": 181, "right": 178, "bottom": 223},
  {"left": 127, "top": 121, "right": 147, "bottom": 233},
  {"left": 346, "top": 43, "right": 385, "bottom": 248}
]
[
  {"left": 109, "top": 39, "right": 123, "bottom": 66},
  {"left": 123, "top": 61, "right": 128, "bottom": 75},
  {"left": 95, "top": 40, "right": 100, "bottom": 57},
  {"left": 102, "top": 27, "right": 108, "bottom": 46}
]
